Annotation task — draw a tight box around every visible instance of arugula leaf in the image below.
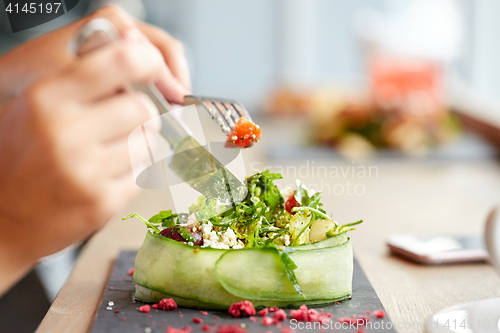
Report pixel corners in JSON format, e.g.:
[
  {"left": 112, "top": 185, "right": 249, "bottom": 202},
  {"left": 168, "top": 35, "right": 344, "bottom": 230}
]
[
  {"left": 342, "top": 219, "right": 364, "bottom": 227},
  {"left": 292, "top": 207, "right": 338, "bottom": 227},
  {"left": 247, "top": 171, "right": 285, "bottom": 221},
  {"left": 122, "top": 213, "right": 161, "bottom": 233},
  {"left": 326, "top": 220, "right": 363, "bottom": 237},
  {"left": 174, "top": 226, "right": 195, "bottom": 242},
  {"left": 306, "top": 192, "right": 322, "bottom": 209},
  {"left": 189, "top": 196, "right": 218, "bottom": 222},
  {"left": 149, "top": 210, "right": 177, "bottom": 228},
  {"left": 294, "top": 179, "right": 309, "bottom": 206},
  {"left": 209, "top": 214, "right": 235, "bottom": 227}
]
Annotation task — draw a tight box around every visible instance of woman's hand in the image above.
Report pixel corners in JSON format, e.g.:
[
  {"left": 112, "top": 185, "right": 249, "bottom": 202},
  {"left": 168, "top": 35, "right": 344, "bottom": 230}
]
[
  {"left": 0, "top": 5, "right": 191, "bottom": 105},
  {"left": 0, "top": 32, "right": 164, "bottom": 295}
]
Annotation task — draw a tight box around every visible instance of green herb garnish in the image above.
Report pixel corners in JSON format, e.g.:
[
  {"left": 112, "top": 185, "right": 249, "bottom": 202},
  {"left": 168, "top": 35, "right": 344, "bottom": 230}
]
[
  {"left": 326, "top": 220, "right": 364, "bottom": 237},
  {"left": 122, "top": 213, "right": 161, "bottom": 233},
  {"left": 149, "top": 210, "right": 177, "bottom": 228}
]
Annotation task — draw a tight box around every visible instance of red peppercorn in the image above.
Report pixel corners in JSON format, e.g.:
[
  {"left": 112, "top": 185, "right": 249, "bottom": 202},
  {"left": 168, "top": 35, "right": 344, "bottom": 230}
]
[
  {"left": 201, "top": 324, "right": 211, "bottom": 331},
  {"left": 128, "top": 268, "right": 135, "bottom": 276},
  {"left": 228, "top": 301, "right": 256, "bottom": 317},
  {"left": 193, "top": 317, "right": 203, "bottom": 324},
  {"left": 166, "top": 326, "right": 192, "bottom": 333},
  {"left": 290, "top": 305, "right": 309, "bottom": 322},
  {"left": 273, "top": 309, "right": 287, "bottom": 322},
  {"left": 262, "top": 317, "right": 273, "bottom": 326},
  {"left": 201, "top": 311, "right": 208, "bottom": 316},
  {"left": 259, "top": 308, "right": 269, "bottom": 317},
  {"left": 372, "top": 310, "right": 385, "bottom": 318},
  {"left": 154, "top": 298, "right": 177, "bottom": 311},
  {"left": 217, "top": 324, "right": 248, "bottom": 333},
  {"left": 337, "top": 317, "right": 354, "bottom": 324},
  {"left": 139, "top": 305, "right": 150, "bottom": 313}
]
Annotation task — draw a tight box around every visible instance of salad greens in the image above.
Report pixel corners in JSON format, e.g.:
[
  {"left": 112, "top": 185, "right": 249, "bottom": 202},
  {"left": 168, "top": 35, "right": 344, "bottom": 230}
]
[{"left": 123, "top": 170, "right": 362, "bottom": 298}]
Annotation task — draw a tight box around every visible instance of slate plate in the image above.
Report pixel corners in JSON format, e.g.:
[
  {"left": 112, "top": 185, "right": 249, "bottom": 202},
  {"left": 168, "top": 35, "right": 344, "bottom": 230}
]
[{"left": 91, "top": 251, "right": 395, "bottom": 333}]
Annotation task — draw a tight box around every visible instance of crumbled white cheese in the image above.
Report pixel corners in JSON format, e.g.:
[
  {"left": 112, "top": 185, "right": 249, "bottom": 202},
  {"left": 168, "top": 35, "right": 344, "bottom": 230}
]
[
  {"left": 201, "top": 223, "right": 212, "bottom": 238},
  {"left": 232, "top": 135, "right": 238, "bottom": 141},
  {"left": 284, "top": 234, "right": 290, "bottom": 246},
  {"left": 280, "top": 185, "right": 294, "bottom": 200},
  {"left": 210, "top": 242, "right": 230, "bottom": 249},
  {"left": 209, "top": 231, "right": 218, "bottom": 241},
  {"left": 199, "top": 222, "right": 243, "bottom": 249},
  {"left": 220, "top": 228, "right": 237, "bottom": 247},
  {"left": 233, "top": 241, "right": 244, "bottom": 249}
]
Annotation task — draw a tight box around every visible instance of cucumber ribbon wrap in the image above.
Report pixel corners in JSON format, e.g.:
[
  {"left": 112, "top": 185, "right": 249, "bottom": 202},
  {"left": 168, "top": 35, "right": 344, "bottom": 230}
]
[{"left": 133, "top": 231, "right": 353, "bottom": 309}]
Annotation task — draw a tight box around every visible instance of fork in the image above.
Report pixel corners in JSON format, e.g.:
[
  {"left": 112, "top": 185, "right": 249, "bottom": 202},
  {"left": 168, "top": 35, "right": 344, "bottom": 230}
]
[
  {"left": 74, "top": 18, "right": 250, "bottom": 204},
  {"left": 183, "top": 96, "right": 252, "bottom": 136}
]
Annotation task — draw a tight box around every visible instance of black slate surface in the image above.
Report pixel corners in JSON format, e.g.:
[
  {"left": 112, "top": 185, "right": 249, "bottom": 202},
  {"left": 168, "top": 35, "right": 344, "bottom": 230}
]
[{"left": 91, "top": 251, "right": 395, "bottom": 333}]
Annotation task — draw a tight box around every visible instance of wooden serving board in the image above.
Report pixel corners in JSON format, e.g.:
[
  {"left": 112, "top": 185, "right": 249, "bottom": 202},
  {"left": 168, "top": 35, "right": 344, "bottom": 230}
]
[{"left": 91, "top": 251, "right": 394, "bottom": 333}]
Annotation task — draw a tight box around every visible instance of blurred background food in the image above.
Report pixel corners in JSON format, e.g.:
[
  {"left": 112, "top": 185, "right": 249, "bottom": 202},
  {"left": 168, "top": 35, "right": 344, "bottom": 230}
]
[{"left": 266, "top": 0, "right": 464, "bottom": 158}]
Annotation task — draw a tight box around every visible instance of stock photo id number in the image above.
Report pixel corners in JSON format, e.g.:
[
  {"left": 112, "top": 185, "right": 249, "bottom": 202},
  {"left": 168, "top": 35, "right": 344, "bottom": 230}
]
[{"left": 3, "top": 0, "right": 79, "bottom": 32}]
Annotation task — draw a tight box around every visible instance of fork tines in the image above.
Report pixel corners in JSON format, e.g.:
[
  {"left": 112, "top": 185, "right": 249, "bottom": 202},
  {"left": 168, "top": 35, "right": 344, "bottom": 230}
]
[{"left": 184, "top": 96, "right": 252, "bottom": 135}]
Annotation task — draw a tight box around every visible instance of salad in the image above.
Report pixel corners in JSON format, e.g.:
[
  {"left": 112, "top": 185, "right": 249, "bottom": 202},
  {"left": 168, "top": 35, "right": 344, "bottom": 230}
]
[{"left": 124, "top": 171, "right": 362, "bottom": 309}]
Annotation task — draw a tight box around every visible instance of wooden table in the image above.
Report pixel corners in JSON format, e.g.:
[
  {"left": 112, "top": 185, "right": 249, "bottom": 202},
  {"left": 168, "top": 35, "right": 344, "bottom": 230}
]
[{"left": 36, "top": 120, "right": 500, "bottom": 332}]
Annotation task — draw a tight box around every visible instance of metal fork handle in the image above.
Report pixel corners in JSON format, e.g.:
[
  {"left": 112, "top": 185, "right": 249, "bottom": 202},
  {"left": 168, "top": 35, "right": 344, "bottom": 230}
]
[
  {"left": 132, "top": 82, "right": 188, "bottom": 147},
  {"left": 73, "top": 18, "right": 190, "bottom": 148}
]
